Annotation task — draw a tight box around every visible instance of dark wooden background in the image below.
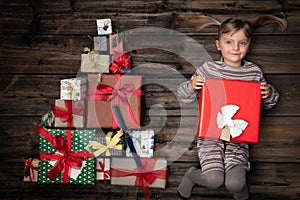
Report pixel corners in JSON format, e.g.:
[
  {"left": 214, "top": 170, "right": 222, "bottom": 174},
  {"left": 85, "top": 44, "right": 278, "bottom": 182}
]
[{"left": 1, "top": 0, "right": 299, "bottom": 199}]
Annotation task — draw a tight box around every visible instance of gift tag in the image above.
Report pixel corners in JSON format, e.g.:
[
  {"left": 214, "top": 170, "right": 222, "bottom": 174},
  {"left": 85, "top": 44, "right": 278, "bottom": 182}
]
[
  {"left": 220, "top": 126, "right": 231, "bottom": 141},
  {"left": 97, "top": 19, "right": 112, "bottom": 35}
]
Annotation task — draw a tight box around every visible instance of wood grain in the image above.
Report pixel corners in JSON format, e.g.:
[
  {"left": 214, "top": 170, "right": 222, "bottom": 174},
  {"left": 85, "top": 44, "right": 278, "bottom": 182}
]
[{"left": 0, "top": 0, "right": 299, "bottom": 199}]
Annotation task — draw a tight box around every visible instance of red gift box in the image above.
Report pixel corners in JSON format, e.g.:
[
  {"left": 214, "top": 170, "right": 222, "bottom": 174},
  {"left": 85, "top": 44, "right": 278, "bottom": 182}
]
[
  {"left": 197, "top": 78, "right": 261, "bottom": 143},
  {"left": 86, "top": 74, "right": 142, "bottom": 129}
]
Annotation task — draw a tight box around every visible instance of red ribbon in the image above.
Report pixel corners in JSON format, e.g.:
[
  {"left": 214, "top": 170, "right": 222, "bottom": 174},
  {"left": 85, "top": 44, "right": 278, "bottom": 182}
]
[
  {"left": 111, "top": 158, "right": 168, "bottom": 200},
  {"left": 22, "top": 157, "right": 39, "bottom": 182},
  {"left": 51, "top": 100, "right": 84, "bottom": 128},
  {"left": 109, "top": 53, "right": 132, "bottom": 73},
  {"left": 96, "top": 159, "right": 110, "bottom": 180},
  {"left": 87, "top": 74, "right": 142, "bottom": 129},
  {"left": 35, "top": 126, "right": 92, "bottom": 183}
]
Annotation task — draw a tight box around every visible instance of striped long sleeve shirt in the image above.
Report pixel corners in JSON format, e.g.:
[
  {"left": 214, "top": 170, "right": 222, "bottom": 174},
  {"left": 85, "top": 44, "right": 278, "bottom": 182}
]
[{"left": 177, "top": 60, "right": 279, "bottom": 110}]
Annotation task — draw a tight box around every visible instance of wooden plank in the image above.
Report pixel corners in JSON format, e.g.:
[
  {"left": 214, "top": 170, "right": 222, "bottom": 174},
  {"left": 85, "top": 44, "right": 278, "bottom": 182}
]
[
  {"left": 0, "top": 1, "right": 299, "bottom": 199},
  {"left": 0, "top": 0, "right": 284, "bottom": 13},
  {"left": 3, "top": 129, "right": 298, "bottom": 162},
  {"left": 0, "top": 90, "right": 298, "bottom": 117},
  {"left": 168, "top": 0, "right": 283, "bottom": 12},
  {"left": 0, "top": 115, "right": 299, "bottom": 162},
  {"left": 285, "top": 10, "right": 300, "bottom": 32},
  {"left": 260, "top": 116, "right": 300, "bottom": 126},
  {"left": 166, "top": 143, "right": 300, "bottom": 163},
  {"left": 1, "top": 160, "right": 299, "bottom": 199},
  {"left": 144, "top": 115, "right": 300, "bottom": 127},
  {"left": 0, "top": 12, "right": 175, "bottom": 35},
  {"left": 169, "top": 162, "right": 300, "bottom": 199},
  {"left": 286, "top": 0, "right": 300, "bottom": 9},
  {"left": 174, "top": 12, "right": 298, "bottom": 34},
  {"left": 1, "top": 116, "right": 299, "bottom": 141},
  {"left": 1, "top": 116, "right": 299, "bottom": 144},
  {"left": 0, "top": 74, "right": 299, "bottom": 116},
  {"left": 155, "top": 125, "right": 300, "bottom": 144},
  {"left": 1, "top": 11, "right": 299, "bottom": 35},
  {"left": 1, "top": 34, "right": 299, "bottom": 74},
  {"left": 0, "top": 0, "right": 32, "bottom": 12},
  {"left": 0, "top": 12, "right": 33, "bottom": 34},
  {"left": 0, "top": 0, "right": 166, "bottom": 13}
]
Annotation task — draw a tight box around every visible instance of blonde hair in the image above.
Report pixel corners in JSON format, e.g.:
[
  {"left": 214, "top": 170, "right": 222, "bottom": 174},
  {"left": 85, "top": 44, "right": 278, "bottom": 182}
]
[
  {"left": 176, "top": 15, "right": 287, "bottom": 40},
  {"left": 176, "top": 16, "right": 221, "bottom": 32}
]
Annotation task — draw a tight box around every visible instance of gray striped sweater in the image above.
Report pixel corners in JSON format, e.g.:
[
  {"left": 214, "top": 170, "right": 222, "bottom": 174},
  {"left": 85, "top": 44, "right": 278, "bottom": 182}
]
[{"left": 177, "top": 60, "right": 279, "bottom": 110}]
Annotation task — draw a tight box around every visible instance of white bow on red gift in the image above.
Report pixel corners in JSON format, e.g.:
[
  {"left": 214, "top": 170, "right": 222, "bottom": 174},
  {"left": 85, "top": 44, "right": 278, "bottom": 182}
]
[{"left": 217, "top": 104, "right": 248, "bottom": 141}]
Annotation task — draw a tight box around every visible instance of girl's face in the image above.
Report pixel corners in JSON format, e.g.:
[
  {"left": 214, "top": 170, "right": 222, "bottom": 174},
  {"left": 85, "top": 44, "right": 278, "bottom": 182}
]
[{"left": 215, "top": 29, "right": 250, "bottom": 67}]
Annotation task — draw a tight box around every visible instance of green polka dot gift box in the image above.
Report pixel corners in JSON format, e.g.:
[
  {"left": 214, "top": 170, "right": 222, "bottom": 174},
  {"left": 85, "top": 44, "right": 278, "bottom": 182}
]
[{"left": 36, "top": 126, "right": 96, "bottom": 184}]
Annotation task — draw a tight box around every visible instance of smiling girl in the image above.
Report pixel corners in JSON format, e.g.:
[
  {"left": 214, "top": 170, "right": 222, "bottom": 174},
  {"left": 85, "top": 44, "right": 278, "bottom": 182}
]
[{"left": 176, "top": 16, "right": 287, "bottom": 199}]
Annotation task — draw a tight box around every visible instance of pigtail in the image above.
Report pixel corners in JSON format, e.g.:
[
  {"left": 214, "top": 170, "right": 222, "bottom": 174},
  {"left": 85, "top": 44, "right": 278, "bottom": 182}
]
[
  {"left": 176, "top": 15, "right": 220, "bottom": 32},
  {"left": 251, "top": 15, "right": 287, "bottom": 31}
]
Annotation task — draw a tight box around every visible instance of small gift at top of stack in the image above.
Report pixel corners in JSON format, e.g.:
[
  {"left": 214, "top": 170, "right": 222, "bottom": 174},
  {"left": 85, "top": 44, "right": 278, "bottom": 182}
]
[
  {"left": 81, "top": 18, "right": 132, "bottom": 74},
  {"left": 80, "top": 18, "right": 112, "bottom": 73}
]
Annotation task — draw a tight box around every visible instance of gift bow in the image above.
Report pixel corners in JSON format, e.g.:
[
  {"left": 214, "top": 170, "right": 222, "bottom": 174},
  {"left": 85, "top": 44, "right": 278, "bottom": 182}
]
[
  {"left": 39, "top": 110, "right": 54, "bottom": 127},
  {"left": 111, "top": 158, "right": 168, "bottom": 200},
  {"left": 86, "top": 129, "right": 124, "bottom": 157},
  {"left": 89, "top": 52, "right": 102, "bottom": 72},
  {"left": 82, "top": 47, "right": 108, "bottom": 72},
  {"left": 217, "top": 104, "right": 248, "bottom": 140},
  {"left": 35, "top": 126, "right": 92, "bottom": 183},
  {"left": 109, "top": 53, "right": 132, "bottom": 73},
  {"left": 87, "top": 74, "right": 142, "bottom": 129},
  {"left": 65, "top": 81, "right": 77, "bottom": 100},
  {"left": 97, "top": 159, "right": 110, "bottom": 180},
  {"left": 51, "top": 100, "right": 84, "bottom": 128},
  {"left": 22, "top": 157, "right": 39, "bottom": 182}
]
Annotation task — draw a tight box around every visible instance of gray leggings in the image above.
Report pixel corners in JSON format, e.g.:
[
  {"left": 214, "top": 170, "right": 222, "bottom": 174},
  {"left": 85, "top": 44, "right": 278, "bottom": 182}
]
[{"left": 189, "top": 166, "right": 248, "bottom": 199}]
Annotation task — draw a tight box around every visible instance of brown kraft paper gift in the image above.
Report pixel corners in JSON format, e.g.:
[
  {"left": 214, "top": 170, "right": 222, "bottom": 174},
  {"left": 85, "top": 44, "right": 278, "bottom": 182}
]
[{"left": 86, "top": 74, "right": 142, "bottom": 129}]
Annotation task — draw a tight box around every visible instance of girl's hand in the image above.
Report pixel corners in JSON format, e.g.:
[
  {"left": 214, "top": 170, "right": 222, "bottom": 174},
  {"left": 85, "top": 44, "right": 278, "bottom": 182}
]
[
  {"left": 260, "top": 82, "right": 272, "bottom": 99},
  {"left": 189, "top": 76, "right": 206, "bottom": 90}
]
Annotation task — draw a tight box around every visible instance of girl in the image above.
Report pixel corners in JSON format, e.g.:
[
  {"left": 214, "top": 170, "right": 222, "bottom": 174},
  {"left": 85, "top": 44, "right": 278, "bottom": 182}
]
[{"left": 176, "top": 16, "right": 287, "bottom": 200}]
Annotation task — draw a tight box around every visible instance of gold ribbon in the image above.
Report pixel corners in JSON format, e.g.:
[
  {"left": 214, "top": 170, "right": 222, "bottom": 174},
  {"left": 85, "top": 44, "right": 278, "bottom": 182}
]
[
  {"left": 82, "top": 47, "right": 100, "bottom": 72},
  {"left": 86, "top": 129, "right": 124, "bottom": 157},
  {"left": 66, "top": 82, "right": 77, "bottom": 100},
  {"left": 83, "top": 51, "right": 98, "bottom": 72},
  {"left": 90, "top": 51, "right": 99, "bottom": 71}
]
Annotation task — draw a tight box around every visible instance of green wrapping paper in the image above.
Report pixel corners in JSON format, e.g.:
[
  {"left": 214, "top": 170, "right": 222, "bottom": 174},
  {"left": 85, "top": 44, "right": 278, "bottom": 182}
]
[{"left": 38, "top": 129, "right": 96, "bottom": 184}]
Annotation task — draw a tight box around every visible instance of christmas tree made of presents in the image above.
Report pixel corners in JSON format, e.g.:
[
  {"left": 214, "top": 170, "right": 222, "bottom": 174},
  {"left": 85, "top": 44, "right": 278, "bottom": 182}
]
[{"left": 22, "top": 18, "right": 168, "bottom": 199}]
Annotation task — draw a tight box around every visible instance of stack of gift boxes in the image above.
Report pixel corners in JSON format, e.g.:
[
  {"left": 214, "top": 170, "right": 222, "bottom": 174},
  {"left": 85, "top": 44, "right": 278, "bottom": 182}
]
[{"left": 22, "top": 18, "right": 168, "bottom": 198}]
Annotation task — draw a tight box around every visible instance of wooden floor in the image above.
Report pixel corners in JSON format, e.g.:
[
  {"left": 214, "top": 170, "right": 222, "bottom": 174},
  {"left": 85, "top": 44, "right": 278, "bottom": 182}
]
[{"left": 1, "top": 1, "right": 300, "bottom": 199}]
